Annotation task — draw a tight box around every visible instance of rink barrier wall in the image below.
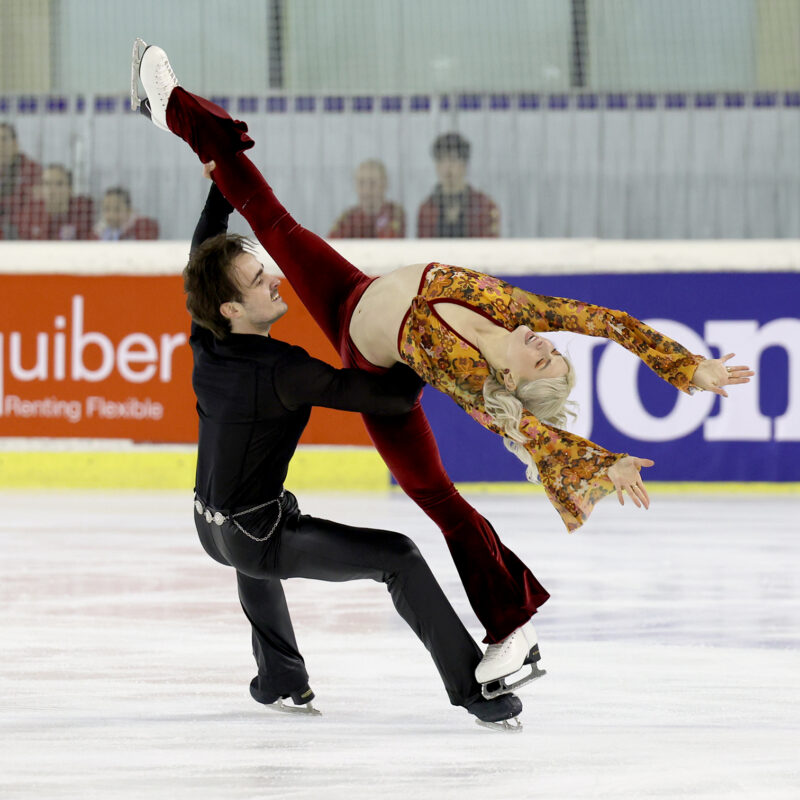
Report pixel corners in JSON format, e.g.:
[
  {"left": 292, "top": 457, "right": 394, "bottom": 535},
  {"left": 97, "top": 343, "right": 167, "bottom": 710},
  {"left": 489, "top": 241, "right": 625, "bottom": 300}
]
[
  {"left": 1, "top": 238, "right": 799, "bottom": 275},
  {"left": 1, "top": 239, "right": 799, "bottom": 486}
]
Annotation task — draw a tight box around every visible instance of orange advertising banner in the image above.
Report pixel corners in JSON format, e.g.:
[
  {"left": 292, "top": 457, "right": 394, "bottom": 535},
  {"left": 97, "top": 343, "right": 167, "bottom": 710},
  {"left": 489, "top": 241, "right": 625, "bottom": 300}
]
[{"left": 0, "top": 274, "right": 371, "bottom": 445}]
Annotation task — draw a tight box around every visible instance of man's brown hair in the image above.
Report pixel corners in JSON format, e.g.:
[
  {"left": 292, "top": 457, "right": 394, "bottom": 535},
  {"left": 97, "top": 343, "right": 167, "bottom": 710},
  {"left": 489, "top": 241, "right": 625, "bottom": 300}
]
[{"left": 183, "top": 233, "right": 251, "bottom": 339}]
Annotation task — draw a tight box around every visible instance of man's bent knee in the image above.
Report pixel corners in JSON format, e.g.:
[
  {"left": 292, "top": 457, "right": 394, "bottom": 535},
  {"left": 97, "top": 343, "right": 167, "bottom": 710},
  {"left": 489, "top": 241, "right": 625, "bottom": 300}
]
[{"left": 383, "top": 532, "right": 424, "bottom": 569}]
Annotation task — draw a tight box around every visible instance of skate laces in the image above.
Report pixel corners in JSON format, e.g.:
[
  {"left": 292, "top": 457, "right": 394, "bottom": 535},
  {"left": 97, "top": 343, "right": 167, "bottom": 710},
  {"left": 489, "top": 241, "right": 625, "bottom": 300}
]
[
  {"left": 483, "top": 629, "right": 523, "bottom": 662},
  {"left": 131, "top": 40, "right": 177, "bottom": 113},
  {"left": 154, "top": 54, "right": 178, "bottom": 101}
]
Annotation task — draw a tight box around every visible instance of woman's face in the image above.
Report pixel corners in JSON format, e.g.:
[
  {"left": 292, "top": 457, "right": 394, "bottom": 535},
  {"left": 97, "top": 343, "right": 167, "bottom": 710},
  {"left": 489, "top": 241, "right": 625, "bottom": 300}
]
[{"left": 505, "top": 326, "right": 569, "bottom": 382}]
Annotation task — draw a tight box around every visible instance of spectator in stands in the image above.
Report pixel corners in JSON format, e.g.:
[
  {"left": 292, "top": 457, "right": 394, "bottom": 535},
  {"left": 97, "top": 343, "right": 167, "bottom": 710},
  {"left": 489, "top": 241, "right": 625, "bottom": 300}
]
[
  {"left": 19, "top": 163, "right": 94, "bottom": 240},
  {"left": 328, "top": 159, "right": 405, "bottom": 238},
  {"left": 93, "top": 186, "right": 159, "bottom": 240},
  {"left": 0, "top": 122, "right": 42, "bottom": 239},
  {"left": 417, "top": 132, "right": 499, "bottom": 238}
]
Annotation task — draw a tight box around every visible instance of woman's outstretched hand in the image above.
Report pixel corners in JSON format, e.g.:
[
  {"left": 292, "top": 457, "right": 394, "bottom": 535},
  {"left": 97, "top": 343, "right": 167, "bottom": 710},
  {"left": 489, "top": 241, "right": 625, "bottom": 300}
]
[
  {"left": 607, "top": 456, "right": 655, "bottom": 509},
  {"left": 691, "top": 354, "right": 754, "bottom": 397},
  {"left": 202, "top": 160, "right": 216, "bottom": 179}
]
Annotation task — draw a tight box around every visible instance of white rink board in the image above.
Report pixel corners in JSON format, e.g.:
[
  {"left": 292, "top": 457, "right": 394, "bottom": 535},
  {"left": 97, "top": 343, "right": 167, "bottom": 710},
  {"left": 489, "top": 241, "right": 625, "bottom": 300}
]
[
  {"left": 0, "top": 238, "right": 799, "bottom": 276},
  {"left": 1, "top": 488, "right": 798, "bottom": 800}
]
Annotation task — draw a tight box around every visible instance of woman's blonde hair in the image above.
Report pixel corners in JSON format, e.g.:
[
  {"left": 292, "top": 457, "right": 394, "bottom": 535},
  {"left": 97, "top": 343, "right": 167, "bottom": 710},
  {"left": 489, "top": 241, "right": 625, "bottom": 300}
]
[{"left": 482, "top": 357, "right": 577, "bottom": 483}]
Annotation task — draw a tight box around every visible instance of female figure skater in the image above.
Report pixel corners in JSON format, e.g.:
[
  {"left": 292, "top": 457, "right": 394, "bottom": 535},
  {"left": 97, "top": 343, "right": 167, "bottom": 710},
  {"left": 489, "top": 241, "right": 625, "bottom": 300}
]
[{"left": 134, "top": 42, "right": 752, "bottom": 696}]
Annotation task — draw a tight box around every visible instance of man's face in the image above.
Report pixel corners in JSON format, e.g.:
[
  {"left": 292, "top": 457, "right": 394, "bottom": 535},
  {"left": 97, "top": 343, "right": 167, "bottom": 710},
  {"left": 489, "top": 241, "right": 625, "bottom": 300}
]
[
  {"left": 355, "top": 164, "right": 387, "bottom": 213},
  {"left": 226, "top": 252, "right": 288, "bottom": 335},
  {"left": 0, "top": 127, "right": 19, "bottom": 171},
  {"left": 39, "top": 167, "right": 72, "bottom": 214},
  {"left": 102, "top": 193, "right": 131, "bottom": 230},
  {"left": 435, "top": 155, "right": 468, "bottom": 194}
]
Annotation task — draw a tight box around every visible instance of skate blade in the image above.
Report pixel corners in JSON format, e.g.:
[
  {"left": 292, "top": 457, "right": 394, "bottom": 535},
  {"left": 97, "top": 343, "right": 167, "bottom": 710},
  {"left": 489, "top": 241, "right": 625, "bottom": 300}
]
[
  {"left": 475, "top": 717, "right": 523, "bottom": 733},
  {"left": 130, "top": 37, "right": 148, "bottom": 111},
  {"left": 481, "top": 663, "right": 547, "bottom": 700},
  {"left": 266, "top": 698, "right": 322, "bottom": 716}
]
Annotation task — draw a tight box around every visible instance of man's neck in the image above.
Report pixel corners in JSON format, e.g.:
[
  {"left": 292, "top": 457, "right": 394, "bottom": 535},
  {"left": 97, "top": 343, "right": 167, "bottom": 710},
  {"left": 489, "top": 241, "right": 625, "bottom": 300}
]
[{"left": 230, "top": 322, "right": 272, "bottom": 338}]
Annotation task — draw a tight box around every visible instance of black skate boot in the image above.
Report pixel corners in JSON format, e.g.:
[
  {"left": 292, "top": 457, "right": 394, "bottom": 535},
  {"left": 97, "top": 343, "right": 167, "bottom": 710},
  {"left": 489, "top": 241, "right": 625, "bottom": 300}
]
[
  {"left": 466, "top": 692, "right": 523, "bottom": 732},
  {"left": 250, "top": 676, "right": 321, "bottom": 716}
]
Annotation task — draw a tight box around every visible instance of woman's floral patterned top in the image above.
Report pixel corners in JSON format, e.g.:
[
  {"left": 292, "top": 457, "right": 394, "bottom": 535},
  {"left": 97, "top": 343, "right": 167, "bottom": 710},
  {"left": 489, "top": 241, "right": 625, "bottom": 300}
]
[{"left": 398, "top": 263, "right": 704, "bottom": 532}]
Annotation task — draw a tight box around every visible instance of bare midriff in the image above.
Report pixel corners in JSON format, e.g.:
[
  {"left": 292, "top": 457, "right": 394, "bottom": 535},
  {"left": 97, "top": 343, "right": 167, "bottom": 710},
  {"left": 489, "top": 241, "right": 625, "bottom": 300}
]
[
  {"left": 349, "top": 262, "right": 507, "bottom": 368},
  {"left": 348, "top": 263, "right": 424, "bottom": 367}
]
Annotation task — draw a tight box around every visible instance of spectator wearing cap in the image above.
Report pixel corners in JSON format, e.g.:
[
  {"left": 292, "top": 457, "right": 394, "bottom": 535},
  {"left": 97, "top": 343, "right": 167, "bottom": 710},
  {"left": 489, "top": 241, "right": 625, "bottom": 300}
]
[
  {"left": 93, "top": 186, "right": 159, "bottom": 240},
  {"left": 328, "top": 159, "right": 405, "bottom": 238},
  {"left": 417, "top": 132, "right": 499, "bottom": 238},
  {"left": 19, "top": 164, "right": 94, "bottom": 240},
  {"left": 0, "top": 122, "right": 42, "bottom": 239}
]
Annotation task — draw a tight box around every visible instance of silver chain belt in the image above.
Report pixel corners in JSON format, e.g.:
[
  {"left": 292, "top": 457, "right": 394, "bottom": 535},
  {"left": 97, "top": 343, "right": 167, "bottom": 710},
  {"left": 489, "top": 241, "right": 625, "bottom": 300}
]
[{"left": 194, "top": 490, "right": 286, "bottom": 542}]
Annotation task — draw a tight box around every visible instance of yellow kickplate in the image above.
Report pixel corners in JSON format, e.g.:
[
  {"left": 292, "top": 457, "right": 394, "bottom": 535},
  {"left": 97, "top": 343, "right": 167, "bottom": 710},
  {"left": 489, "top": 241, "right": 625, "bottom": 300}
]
[{"left": 0, "top": 447, "right": 390, "bottom": 490}]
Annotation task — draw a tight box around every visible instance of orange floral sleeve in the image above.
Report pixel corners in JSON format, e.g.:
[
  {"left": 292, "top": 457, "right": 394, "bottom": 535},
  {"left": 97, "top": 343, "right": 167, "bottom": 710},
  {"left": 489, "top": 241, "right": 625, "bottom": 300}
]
[
  {"left": 429, "top": 266, "right": 704, "bottom": 393},
  {"left": 483, "top": 280, "right": 704, "bottom": 393},
  {"left": 450, "top": 358, "right": 623, "bottom": 532}
]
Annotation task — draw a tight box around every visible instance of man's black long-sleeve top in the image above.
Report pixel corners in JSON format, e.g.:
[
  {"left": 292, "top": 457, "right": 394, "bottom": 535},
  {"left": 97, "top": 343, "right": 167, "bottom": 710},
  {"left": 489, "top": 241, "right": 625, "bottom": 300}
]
[{"left": 189, "top": 184, "right": 421, "bottom": 527}]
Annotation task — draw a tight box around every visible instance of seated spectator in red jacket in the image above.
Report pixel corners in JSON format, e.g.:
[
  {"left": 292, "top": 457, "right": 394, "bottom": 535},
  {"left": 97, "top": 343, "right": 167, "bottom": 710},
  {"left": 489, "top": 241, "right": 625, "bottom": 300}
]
[
  {"left": 17, "top": 164, "right": 94, "bottom": 240},
  {"left": 328, "top": 159, "right": 405, "bottom": 238},
  {"left": 0, "top": 122, "right": 42, "bottom": 239},
  {"left": 417, "top": 132, "right": 499, "bottom": 238},
  {"left": 92, "top": 186, "right": 159, "bottom": 240}
]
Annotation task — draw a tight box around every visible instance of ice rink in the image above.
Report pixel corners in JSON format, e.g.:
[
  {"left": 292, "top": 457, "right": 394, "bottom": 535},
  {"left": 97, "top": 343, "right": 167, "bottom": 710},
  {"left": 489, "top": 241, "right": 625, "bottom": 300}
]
[{"left": 1, "top": 488, "right": 798, "bottom": 800}]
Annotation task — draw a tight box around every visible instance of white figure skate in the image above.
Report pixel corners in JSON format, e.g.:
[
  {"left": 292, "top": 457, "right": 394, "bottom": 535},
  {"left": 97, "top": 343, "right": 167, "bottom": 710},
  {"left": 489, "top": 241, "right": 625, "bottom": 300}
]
[
  {"left": 475, "top": 621, "right": 546, "bottom": 700},
  {"left": 130, "top": 37, "right": 148, "bottom": 112},
  {"left": 131, "top": 38, "right": 179, "bottom": 131}
]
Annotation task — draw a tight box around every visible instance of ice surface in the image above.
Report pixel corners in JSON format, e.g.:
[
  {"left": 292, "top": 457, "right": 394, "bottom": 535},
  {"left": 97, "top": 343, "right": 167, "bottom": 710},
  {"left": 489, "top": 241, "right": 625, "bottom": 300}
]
[{"left": 1, "top": 488, "right": 798, "bottom": 800}]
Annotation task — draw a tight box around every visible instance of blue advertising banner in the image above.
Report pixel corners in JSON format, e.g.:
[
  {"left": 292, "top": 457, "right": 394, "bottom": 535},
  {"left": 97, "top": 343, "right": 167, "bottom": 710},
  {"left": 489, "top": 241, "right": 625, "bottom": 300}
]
[{"left": 419, "top": 271, "right": 800, "bottom": 482}]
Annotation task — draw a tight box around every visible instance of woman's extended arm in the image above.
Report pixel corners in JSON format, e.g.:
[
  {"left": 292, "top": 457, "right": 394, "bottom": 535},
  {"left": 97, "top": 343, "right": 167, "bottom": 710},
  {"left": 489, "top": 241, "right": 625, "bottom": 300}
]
[
  {"left": 510, "top": 293, "right": 753, "bottom": 395},
  {"left": 443, "top": 267, "right": 702, "bottom": 392},
  {"left": 508, "top": 288, "right": 704, "bottom": 394}
]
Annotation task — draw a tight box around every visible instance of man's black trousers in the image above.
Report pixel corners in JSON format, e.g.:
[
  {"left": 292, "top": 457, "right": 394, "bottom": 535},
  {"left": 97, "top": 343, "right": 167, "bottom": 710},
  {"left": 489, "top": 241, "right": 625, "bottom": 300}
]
[{"left": 194, "top": 491, "right": 484, "bottom": 707}]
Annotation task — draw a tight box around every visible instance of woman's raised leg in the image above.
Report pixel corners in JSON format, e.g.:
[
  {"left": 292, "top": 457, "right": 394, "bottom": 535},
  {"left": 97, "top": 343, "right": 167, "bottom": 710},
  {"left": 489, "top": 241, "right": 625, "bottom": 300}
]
[{"left": 164, "top": 86, "right": 369, "bottom": 348}]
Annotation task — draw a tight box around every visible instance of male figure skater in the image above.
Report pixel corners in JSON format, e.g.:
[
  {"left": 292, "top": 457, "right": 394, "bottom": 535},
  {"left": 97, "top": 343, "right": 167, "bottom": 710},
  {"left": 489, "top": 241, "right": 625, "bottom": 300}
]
[{"left": 154, "top": 79, "right": 522, "bottom": 732}]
